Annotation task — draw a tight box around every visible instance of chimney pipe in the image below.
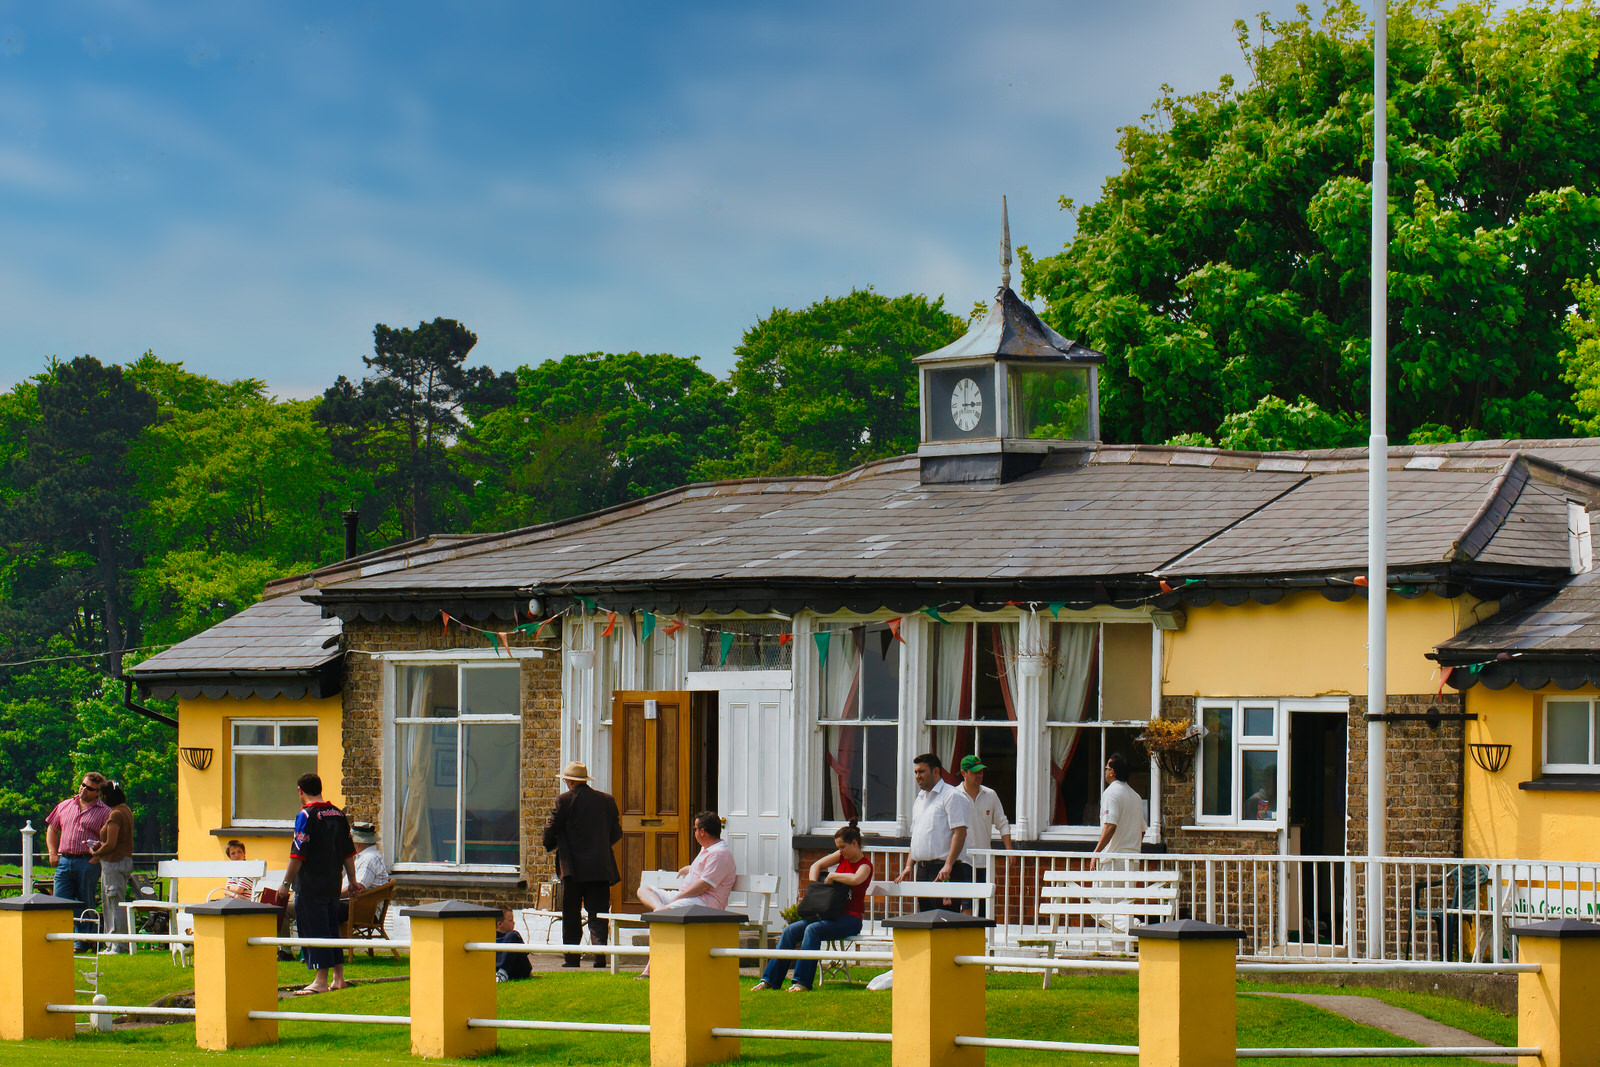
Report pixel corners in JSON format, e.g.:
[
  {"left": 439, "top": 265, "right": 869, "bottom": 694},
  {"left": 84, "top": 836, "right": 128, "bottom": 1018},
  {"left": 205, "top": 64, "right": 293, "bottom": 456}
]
[{"left": 342, "top": 508, "right": 360, "bottom": 560}]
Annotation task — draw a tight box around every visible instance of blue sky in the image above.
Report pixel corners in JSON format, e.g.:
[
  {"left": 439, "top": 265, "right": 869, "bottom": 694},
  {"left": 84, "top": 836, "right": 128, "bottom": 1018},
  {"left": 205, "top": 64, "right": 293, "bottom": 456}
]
[{"left": 0, "top": 1, "right": 1304, "bottom": 397}]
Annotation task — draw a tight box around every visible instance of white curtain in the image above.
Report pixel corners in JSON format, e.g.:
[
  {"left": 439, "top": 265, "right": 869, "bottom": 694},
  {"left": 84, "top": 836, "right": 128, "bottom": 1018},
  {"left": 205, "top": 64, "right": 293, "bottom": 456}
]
[
  {"left": 1047, "top": 623, "right": 1097, "bottom": 774},
  {"left": 398, "top": 668, "right": 441, "bottom": 863},
  {"left": 822, "top": 628, "right": 863, "bottom": 820},
  {"left": 996, "top": 623, "right": 1020, "bottom": 721},
  {"left": 931, "top": 624, "right": 972, "bottom": 781}
]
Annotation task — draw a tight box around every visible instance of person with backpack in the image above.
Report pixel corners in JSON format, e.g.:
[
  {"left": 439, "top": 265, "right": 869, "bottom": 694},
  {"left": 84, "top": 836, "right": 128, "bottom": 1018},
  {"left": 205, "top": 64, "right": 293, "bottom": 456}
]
[{"left": 751, "top": 820, "right": 873, "bottom": 993}]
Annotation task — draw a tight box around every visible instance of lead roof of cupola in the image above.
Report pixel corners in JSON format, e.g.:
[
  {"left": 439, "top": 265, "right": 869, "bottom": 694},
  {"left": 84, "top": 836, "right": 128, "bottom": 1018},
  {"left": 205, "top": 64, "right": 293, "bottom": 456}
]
[{"left": 914, "top": 287, "right": 1105, "bottom": 366}]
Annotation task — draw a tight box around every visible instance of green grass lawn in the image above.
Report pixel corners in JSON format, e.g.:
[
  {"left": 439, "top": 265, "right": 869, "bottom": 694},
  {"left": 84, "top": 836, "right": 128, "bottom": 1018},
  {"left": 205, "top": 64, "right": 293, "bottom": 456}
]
[{"left": 0, "top": 955, "right": 1523, "bottom": 1066}]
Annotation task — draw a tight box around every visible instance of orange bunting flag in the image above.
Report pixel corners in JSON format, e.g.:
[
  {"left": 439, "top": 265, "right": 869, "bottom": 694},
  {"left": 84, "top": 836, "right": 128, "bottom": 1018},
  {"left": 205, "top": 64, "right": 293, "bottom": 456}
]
[
  {"left": 1159, "top": 580, "right": 1173, "bottom": 594},
  {"left": 663, "top": 619, "right": 686, "bottom": 637},
  {"left": 1353, "top": 575, "right": 1369, "bottom": 587},
  {"left": 777, "top": 633, "right": 794, "bottom": 647},
  {"left": 886, "top": 617, "right": 906, "bottom": 643},
  {"left": 601, "top": 611, "right": 618, "bottom": 637},
  {"left": 441, "top": 611, "right": 455, "bottom": 630}
]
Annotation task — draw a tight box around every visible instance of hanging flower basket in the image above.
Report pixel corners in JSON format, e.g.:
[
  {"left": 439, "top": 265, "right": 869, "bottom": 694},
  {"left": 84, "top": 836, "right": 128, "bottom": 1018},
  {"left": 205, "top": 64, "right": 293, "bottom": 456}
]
[{"left": 1136, "top": 721, "right": 1206, "bottom": 778}]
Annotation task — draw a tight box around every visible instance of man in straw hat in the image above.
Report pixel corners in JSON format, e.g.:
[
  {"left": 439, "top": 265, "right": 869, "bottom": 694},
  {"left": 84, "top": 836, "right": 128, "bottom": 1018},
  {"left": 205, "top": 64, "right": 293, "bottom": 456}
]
[{"left": 542, "top": 760, "right": 622, "bottom": 967}]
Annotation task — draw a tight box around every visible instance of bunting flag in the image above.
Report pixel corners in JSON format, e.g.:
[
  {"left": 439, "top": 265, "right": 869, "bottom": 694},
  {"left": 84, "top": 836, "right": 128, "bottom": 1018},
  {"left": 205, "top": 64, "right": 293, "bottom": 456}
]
[
  {"left": 641, "top": 612, "right": 657, "bottom": 642},
  {"left": 601, "top": 611, "right": 618, "bottom": 637},
  {"left": 719, "top": 631, "right": 736, "bottom": 666},
  {"left": 921, "top": 606, "right": 950, "bottom": 624},
  {"left": 441, "top": 610, "right": 455, "bottom": 629},
  {"left": 1047, "top": 601, "right": 1066, "bottom": 619},
  {"left": 777, "top": 633, "right": 794, "bottom": 647},
  {"left": 663, "top": 619, "right": 685, "bottom": 637},
  {"left": 813, "top": 630, "right": 831, "bottom": 670},
  {"left": 1353, "top": 576, "right": 1370, "bottom": 587},
  {"left": 1436, "top": 665, "right": 1453, "bottom": 697},
  {"left": 486, "top": 631, "right": 504, "bottom": 657},
  {"left": 1159, "top": 581, "right": 1173, "bottom": 594},
  {"left": 575, "top": 595, "right": 598, "bottom": 613},
  {"left": 886, "top": 617, "right": 906, "bottom": 643},
  {"left": 626, "top": 611, "right": 639, "bottom": 642}
]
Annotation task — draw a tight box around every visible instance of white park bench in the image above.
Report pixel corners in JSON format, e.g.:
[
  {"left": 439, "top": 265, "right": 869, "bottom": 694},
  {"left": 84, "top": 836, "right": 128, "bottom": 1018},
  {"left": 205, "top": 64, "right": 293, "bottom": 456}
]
[
  {"left": 1017, "top": 867, "right": 1180, "bottom": 986},
  {"left": 124, "top": 858, "right": 267, "bottom": 964},
  {"left": 602, "top": 870, "right": 779, "bottom": 974}
]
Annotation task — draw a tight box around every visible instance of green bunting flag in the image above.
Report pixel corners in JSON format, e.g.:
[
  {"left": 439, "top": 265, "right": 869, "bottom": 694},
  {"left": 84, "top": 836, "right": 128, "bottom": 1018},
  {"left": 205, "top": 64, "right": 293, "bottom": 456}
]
[
  {"left": 813, "top": 630, "right": 831, "bottom": 670},
  {"left": 920, "top": 606, "right": 950, "bottom": 624},
  {"left": 641, "top": 612, "right": 656, "bottom": 642},
  {"left": 486, "top": 631, "right": 504, "bottom": 657},
  {"left": 575, "top": 595, "right": 597, "bottom": 613},
  {"left": 1047, "top": 601, "right": 1066, "bottom": 619},
  {"left": 719, "top": 631, "right": 735, "bottom": 666}
]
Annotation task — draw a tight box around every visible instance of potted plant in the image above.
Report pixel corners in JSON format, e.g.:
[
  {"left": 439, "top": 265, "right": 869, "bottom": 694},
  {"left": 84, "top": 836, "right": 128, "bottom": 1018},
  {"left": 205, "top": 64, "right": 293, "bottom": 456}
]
[{"left": 1137, "top": 717, "right": 1206, "bottom": 777}]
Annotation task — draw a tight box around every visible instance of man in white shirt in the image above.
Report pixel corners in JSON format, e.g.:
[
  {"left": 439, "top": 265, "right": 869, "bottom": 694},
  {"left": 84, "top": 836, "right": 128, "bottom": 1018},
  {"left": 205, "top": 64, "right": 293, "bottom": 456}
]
[
  {"left": 1093, "top": 752, "right": 1147, "bottom": 867},
  {"left": 344, "top": 823, "right": 391, "bottom": 892},
  {"left": 895, "top": 752, "right": 973, "bottom": 911},
  {"left": 957, "top": 755, "right": 1012, "bottom": 915}
]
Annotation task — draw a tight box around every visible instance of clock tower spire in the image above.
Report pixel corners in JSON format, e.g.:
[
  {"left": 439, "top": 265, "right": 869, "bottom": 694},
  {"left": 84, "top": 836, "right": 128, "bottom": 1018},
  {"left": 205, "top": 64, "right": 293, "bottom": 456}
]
[{"left": 915, "top": 199, "right": 1105, "bottom": 485}]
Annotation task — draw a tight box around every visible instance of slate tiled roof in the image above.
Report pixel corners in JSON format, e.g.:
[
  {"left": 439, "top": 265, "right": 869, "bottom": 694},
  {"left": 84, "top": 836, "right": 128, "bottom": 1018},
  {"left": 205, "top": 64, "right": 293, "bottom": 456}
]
[
  {"left": 1433, "top": 570, "right": 1600, "bottom": 690},
  {"left": 132, "top": 594, "right": 342, "bottom": 699}
]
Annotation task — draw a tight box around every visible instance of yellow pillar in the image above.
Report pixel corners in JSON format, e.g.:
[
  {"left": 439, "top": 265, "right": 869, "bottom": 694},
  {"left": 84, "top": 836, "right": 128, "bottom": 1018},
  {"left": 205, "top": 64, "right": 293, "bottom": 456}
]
[
  {"left": 189, "top": 897, "right": 283, "bottom": 1050},
  {"left": 886, "top": 910, "right": 993, "bottom": 1067},
  {"left": 0, "top": 894, "right": 77, "bottom": 1041},
  {"left": 644, "top": 905, "right": 743, "bottom": 1067},
  {"left": 1511, "top": 918, "right": 1600, "bottom": 1067},
  {"left": 1136, "top": 919, "right": 1244, "bottom": 1067},
  {"left": 406, "top": 900, "right": 499, "bottom": 1060}
]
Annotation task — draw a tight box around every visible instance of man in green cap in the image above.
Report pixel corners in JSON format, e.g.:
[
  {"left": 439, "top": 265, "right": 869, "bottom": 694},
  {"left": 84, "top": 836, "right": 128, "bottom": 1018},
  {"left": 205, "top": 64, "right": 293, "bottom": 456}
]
[{"left": 958, "top": 754, "right": 1012, "bottom": 916}]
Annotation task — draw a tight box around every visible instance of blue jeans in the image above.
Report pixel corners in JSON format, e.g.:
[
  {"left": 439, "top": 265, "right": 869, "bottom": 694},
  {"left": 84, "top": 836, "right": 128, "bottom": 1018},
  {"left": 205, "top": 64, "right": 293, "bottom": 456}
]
[
  {"left": 760, "top": 915, "right": 862, "bottom": 990},
  {"left": 54, "top": 856, "right": 101, "bottom": 948}
]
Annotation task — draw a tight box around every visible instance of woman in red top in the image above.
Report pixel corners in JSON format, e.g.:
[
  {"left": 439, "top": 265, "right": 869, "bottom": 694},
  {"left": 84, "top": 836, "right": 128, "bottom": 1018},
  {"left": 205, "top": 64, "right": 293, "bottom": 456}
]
[{"left": 752, "top": 820, "right": 874, "bottom": 992}]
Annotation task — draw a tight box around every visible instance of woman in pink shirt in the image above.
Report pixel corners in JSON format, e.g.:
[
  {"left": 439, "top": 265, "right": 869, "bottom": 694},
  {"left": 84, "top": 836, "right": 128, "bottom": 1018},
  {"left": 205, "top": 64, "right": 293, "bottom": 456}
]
[{"left": 752, "top": 820, "right": 873, "bottom": 992}]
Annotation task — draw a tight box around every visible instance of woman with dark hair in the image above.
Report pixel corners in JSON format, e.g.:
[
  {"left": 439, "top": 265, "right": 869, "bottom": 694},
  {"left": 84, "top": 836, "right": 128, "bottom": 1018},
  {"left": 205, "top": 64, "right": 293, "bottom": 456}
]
[
  {"left": 752, "top": 820, "right": 873, "bottom": 993},
  {"left": 91, "top": 780, "right": 135, "bottom": 952}
]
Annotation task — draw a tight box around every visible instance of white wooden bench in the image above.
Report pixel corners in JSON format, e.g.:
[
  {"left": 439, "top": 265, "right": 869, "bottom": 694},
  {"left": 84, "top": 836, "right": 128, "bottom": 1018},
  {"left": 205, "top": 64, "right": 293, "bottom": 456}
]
[
  {"left": 602, "top": 870, "right": 779, "bottom": 974},
  {"left": 1018, "top": 867, "right": 1179, "bottom": 987},
  {"left": 816, "top": 879, "right": 995, "bottom": 986},
  {"left": 124, "top": 859, "right": 267, "bottom": 964}
]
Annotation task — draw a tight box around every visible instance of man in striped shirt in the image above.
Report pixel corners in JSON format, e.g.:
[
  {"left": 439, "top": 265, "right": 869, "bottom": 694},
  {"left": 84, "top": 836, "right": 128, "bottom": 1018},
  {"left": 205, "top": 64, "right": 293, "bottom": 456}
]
[{"left": 46, "top": 772, "right": 112, "bottom": 952}]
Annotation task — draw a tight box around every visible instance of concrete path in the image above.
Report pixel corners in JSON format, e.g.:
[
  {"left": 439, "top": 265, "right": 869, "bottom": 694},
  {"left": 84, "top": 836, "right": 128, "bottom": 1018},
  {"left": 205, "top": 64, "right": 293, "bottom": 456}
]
[{"left": 1252, "top": 993, "right": 1514, "bottom": 1064}]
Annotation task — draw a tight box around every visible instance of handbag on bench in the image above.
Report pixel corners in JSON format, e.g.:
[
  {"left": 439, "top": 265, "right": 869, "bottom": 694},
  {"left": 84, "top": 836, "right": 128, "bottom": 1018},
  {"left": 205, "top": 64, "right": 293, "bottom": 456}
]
[{"left": 797, "top": 880, "right": 850, "bottom": 922}]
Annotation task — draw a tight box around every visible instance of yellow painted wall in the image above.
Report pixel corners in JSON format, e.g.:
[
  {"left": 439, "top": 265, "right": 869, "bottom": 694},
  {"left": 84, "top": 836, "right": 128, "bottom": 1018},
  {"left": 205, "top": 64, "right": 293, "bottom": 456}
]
[
  {"left": 176, "top": 695, "right": 345, "bottom": 902},
  {"left": 1463, "top": 685, "right": 1600, "bottom": 862},
  {"left": 1164, "top": 591, "right": 1482, "bottom": 698}
]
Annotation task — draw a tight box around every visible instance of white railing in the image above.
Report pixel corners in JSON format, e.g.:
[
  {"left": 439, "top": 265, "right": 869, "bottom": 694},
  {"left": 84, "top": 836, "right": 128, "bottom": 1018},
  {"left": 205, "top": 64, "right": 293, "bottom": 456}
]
[{"left": 971, "top": 849, "right": 1600, "bottom": 962}]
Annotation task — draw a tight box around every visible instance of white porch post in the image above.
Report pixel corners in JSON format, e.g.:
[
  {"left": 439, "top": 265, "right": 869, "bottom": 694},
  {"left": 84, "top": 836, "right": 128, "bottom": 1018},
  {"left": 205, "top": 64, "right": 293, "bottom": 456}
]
[{"left": 1365, "top": 0, "right": 1390, "bottom": 961}]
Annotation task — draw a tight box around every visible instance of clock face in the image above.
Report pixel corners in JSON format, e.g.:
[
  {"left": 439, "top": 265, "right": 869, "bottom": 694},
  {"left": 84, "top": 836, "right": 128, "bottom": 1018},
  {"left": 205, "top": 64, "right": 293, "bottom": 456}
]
[{"left": 950, "top": 377, "right": 983, "bottom": 432}]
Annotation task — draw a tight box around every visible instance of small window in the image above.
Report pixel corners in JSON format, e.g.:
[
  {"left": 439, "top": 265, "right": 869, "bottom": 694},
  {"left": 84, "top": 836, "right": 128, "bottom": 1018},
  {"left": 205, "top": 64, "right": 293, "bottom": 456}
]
[
  {"left": 1544, "top": 698, "right": 1598, "bottom": 772},
  {"left": 1197, "top": 700, "right": 1281, "bottom": 826},
  {"left": 394, "top": 663, "right": 522, "bottom": 869},
  {"left": 695, "top": 620, "right": 794, "bottom": 671},
  {"left": 231, "top": 719, "right": 318, "bottom": 825}
]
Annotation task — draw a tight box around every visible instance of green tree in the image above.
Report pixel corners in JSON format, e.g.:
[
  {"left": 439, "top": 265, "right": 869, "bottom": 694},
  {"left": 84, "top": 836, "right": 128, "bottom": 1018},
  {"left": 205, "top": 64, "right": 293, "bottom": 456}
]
[
  {"left": 472, "top": 352, "right": 735, "bottom": 528},
  {"left": 316, "top": 318, "right": 514, "bottom": 539},
  {"left": 1025, "top": 0, "right": 1600, "bottom": 447},
  {"left": 0, "top": 357, "right": 158, "bottom": 671},
  {"left": 712, "top": 289, "right": 963, "bottom": 478}
]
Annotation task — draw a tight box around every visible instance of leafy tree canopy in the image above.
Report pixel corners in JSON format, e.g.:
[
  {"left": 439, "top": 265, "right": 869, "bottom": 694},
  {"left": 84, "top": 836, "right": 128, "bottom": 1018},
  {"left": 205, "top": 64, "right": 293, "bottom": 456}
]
[
  {"left": 1025, "top": 0, "right": 1600, "bottom": 448},
  {"left": 711, "top": 289, "right": 964, "bottom": 478}
]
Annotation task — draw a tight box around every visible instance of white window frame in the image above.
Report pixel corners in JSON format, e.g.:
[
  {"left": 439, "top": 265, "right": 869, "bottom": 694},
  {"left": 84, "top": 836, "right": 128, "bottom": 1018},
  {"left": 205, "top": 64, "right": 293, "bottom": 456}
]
[
  {"left": 1543, "top": 696, "right": 1600, "bottom": 773},
  {"left": 1192, "top": 697, "right": 1348, "bottom": 830},
  {"left": 810, "top": 616, "right": 908, "bottom": 837},
  {"left": 387, "top": 658, "right": 523, "bottom": 875},
  {"left": 1039, "top": 619, "right": 1162, "bottom": 842},
  {"left": 229, "top": 718, "right": 318, "bottom": 827}
]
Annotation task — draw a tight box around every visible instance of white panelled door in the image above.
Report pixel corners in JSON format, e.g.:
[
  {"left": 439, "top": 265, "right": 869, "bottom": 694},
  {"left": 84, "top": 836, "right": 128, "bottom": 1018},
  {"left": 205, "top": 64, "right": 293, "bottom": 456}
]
[{"left": 708, "top": 674, "right": 792, "bottom": 920}]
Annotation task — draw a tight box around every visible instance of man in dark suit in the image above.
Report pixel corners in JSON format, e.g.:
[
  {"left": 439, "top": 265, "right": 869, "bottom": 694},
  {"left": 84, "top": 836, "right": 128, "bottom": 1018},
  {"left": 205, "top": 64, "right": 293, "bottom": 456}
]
[{"left": 541, "top": 760, "right": 623, "bottom": 968}]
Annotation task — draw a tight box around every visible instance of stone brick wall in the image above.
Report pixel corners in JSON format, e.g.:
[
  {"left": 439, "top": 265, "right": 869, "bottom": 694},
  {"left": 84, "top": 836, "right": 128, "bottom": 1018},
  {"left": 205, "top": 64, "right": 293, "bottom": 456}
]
[{"left": 340, "top": 616, "right": 564, "bottom": 909}]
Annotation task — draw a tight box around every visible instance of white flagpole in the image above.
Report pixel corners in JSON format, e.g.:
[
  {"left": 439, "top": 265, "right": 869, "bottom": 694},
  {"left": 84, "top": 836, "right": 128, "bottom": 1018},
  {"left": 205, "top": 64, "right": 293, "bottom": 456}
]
[{"left": 1366, "top": 0, "right": 1389, "bottom": 961}]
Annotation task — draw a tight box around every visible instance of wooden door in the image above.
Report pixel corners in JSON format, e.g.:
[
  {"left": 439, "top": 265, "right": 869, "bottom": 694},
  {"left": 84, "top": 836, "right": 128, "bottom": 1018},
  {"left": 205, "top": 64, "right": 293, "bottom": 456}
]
[{"left": 611, "top": 691, "right": 695, "bottom": 912}]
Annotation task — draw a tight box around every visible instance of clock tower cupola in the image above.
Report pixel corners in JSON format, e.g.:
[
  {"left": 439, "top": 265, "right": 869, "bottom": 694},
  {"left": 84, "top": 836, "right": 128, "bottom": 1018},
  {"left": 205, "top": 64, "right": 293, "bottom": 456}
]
[{"left": 917, "top": 198, "right": 1104, "bottom": 484}]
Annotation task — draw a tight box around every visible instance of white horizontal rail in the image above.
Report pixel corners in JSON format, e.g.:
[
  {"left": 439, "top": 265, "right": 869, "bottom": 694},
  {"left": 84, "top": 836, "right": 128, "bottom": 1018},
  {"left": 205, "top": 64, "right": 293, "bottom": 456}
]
[
  {"left": 468, "top": 1018, "right": 649, "bottom": 1034},
  {"left": 1237, "top": 1048, "right": 1538, "bottom": 1059},
  {"left": 248, "top": 936, "right": 406, "bottom": 950},
  {"left": 45, "top": 933, "right": 192, "bottom": 944},
  {"left": 249, "top": 1011, "right": 410, "bottom": 1025},
  {"left": 708, "top": 948, "right": 892, "bottom": 962},
  {"left": 955, "top": 1035, "right": 1137, "bottom": 1054},
  {"left": 47, "top": 1004, "right": 195, "bottom": 1017},
  {"left": 1237, "top": 962, "right": 1539, "bottom": 975},
  {"left": 954, "top": 955, "right": 1139, "bottom": 971},
  {"left": 711, "top": 1027, "right": 891, "bottom": 1043},
  {"left": 462, "top": 942, "right": 650, "bottom": 956}
]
